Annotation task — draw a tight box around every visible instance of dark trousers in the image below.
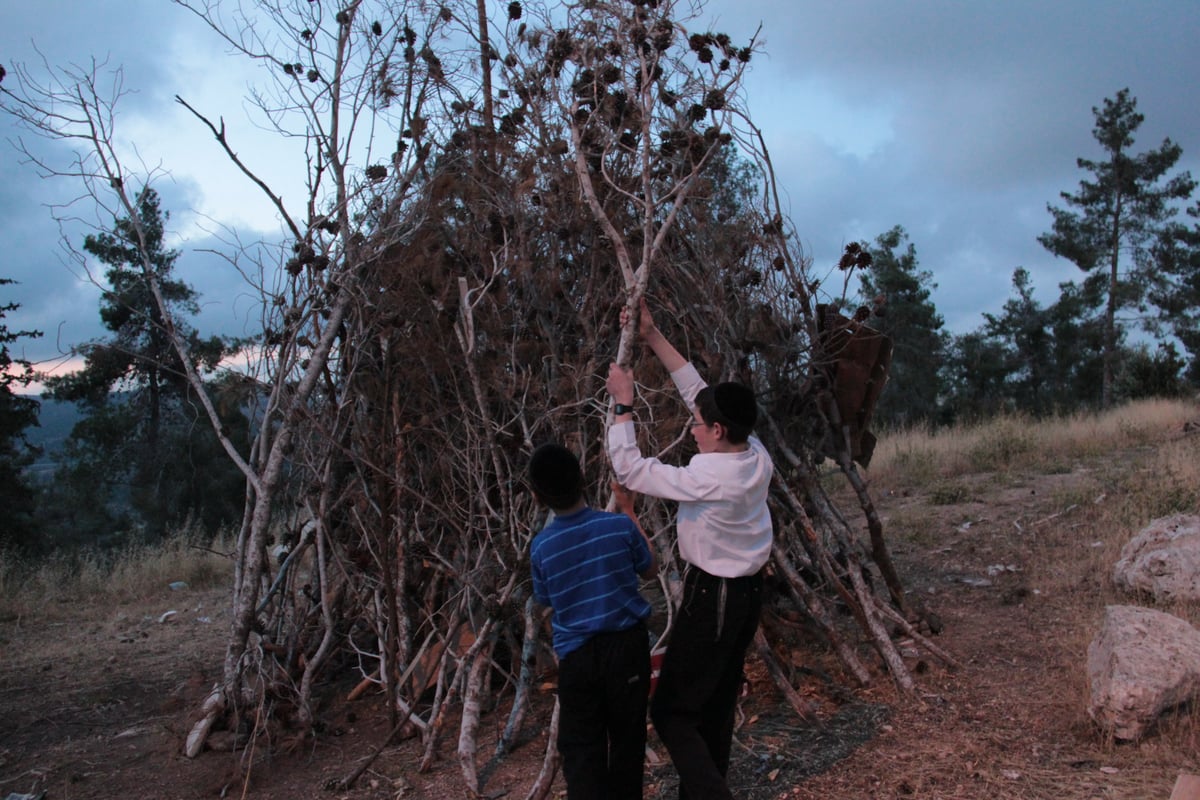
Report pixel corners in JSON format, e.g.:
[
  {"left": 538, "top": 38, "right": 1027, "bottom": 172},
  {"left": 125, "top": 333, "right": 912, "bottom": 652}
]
[
  {"left": 651, "top": 567, "right": 763, "bottom": 800},
  {"left": 557, "top": 622, "right": 651, "bottom": 800}
]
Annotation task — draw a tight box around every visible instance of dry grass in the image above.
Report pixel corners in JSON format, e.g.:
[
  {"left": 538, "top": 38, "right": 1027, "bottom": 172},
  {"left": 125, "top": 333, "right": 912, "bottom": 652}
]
[
  {"left": 787, "top": 396, "right": 1200, "bottom": 800},
  {"left": 1, "top": 397, "right": 1197, "bottom": 799},
  {"left": 0, "top": 520, "right": 234, "bottom": 619},
  {"left": 868, "top": 397, "right": 1200, "bottom": 491}
]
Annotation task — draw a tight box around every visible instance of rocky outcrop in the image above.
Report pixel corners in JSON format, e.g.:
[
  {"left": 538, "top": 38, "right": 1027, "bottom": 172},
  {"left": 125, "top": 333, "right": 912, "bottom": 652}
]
[
  {"left": 1086, "top": 604, "right": 1200, "bottom": 740},
  {"left": 1113, "top": 514, "right": 1200, "bottom": 602}
]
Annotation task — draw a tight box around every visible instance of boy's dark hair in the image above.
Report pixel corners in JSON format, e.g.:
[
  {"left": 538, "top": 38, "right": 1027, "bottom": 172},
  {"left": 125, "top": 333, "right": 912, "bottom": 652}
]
[
  {"left": 528, "top": 443, "right": 585, "bottom": 510},
  {"left": 695, "top": 381, "right": 758, "bottom": 444}
]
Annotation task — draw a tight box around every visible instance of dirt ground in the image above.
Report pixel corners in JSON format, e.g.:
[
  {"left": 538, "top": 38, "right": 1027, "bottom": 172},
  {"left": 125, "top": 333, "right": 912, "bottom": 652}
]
[{"left": 2, "top": 439, "right": 1199, "bottom": 800}]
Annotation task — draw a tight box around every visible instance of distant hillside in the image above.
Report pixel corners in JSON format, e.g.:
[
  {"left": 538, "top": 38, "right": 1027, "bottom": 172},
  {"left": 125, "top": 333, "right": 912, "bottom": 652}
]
[
  {"left": 17, "top": 396, "right": 83, "bottom": 481},
  {"left": 16, "top": 392, "right": 255, "bottom": 482}
]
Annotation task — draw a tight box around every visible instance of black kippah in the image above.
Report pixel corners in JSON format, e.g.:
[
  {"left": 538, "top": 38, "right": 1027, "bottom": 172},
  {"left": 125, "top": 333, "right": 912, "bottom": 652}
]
[{"left": 713, "top": 382, "right": 758, "bottom": 428}]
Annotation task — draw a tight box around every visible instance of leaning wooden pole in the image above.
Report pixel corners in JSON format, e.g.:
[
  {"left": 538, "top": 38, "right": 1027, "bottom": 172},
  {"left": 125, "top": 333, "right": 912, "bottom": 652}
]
[{"left": 526, "top": 698, "right": 562, "bottom": 800}]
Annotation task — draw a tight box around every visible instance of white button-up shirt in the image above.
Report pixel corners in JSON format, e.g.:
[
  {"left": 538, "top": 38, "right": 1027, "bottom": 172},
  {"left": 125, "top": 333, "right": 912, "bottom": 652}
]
[{"left": 606, "top": 363, "right": 774, "bottom": 578}]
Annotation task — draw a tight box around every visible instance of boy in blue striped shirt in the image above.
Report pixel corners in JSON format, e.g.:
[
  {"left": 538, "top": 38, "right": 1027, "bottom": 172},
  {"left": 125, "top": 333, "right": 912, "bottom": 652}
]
[{"left": 529, "top": 442, "right": 658, "bottom": 800}]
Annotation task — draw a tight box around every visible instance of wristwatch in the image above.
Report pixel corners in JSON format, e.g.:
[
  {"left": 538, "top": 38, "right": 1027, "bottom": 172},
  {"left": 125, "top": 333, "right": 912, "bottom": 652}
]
[{"left": 613, "top": 403, "right": 634, "bottom": 416}]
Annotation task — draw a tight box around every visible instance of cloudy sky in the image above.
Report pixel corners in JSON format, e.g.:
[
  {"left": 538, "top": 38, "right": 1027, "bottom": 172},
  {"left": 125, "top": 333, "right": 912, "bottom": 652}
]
[{"left": 3, "top": 0, "right": 1199, "bottom": 385}]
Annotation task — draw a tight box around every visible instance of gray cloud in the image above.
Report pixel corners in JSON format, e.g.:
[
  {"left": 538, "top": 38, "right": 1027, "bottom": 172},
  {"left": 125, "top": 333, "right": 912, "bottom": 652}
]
[
  {"left": 3, "top": 0, "right": 1198, "bottom": 371},
  {"left": 1, "top": 2, "right": 269, "bottom": 370},
  {"left": 711, "top": 0, "right": 1200, "bottom": 328}
]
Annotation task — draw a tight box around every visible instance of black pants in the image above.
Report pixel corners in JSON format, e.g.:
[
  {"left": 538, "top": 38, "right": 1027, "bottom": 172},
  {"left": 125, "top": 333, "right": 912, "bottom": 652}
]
[
  {"left": 557, "top": 622, "right": 651, "bottom": 800},
  {"left": 651, "top": 566, "right": 763, "bottom": 800}
]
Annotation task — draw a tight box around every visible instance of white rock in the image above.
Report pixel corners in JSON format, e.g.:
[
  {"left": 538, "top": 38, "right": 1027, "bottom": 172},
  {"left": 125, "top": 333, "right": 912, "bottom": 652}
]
[
  {"left": 1113, "top": 514, "right": 1200, "bottom": 602},
  {"left": 1086, "top": 604, "right": 1200, "bottom": 740}
]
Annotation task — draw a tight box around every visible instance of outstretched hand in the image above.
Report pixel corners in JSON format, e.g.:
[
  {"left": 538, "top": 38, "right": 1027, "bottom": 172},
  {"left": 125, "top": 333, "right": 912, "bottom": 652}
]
[
  {"left": 610, "top": 480, "right": 637, "bottom": 518},
  {"left": 621, "top": 296, "right": 657, "bottom": 340}
]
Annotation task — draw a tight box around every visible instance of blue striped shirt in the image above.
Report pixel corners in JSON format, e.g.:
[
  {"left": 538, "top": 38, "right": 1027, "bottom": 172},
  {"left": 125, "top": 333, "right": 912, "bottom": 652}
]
[{"left": 530, "top": 506, "right": 653, "bottom": 657}]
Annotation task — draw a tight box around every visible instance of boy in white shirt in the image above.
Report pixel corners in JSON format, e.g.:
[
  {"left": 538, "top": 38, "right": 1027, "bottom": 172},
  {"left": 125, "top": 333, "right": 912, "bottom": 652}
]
[{"left": 606, "top": 298, "right": 774, "bottom": 800}]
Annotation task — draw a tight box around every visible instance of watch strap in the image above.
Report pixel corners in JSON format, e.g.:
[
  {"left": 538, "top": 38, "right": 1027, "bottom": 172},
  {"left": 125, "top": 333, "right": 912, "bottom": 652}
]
[{"left": 613, "top": 403, "right": 634, "bottom": 416}]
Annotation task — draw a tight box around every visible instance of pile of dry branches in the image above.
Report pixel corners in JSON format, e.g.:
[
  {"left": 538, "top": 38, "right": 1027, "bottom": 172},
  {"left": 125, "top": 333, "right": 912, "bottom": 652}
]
[{"left": 2, "top": 0, "right": 954, "bottom": 795}]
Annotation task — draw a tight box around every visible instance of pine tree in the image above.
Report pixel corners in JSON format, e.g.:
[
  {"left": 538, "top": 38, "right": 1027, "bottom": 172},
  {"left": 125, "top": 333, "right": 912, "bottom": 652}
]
[
  {"left": 1150, "top": 203, "right": 1200, "bottom": 383},
  {"left": 0, "top": 279, "right": 43, "bottom": 551},
  {"left": 941, "top": 330, "right": 1011, "bottom": 423},
  {"left": 1038, "top": 89, "right": 1195, "bottom": 406},
  {"left": 860, "top": 226, "right": 948, "bottom": 427},
  {"left": 44, "top": 188, "right": 239, "bottom": 541},
  {"left": 1044, "top": 278, "right": 1109, "bottom": 408}
]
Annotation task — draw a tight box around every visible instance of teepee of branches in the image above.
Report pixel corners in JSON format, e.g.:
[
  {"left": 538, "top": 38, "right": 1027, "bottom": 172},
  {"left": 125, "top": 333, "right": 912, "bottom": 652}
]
[{"left": 1, "top": 0, "right": 955, "bottom": 795}]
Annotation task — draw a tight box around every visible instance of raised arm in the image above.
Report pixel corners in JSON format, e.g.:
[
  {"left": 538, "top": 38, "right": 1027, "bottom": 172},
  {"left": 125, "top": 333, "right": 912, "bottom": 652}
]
[
  {"left": 606, "top": 297, "right": 688, "bottom": 421},
  {"left": 611, "top": 480, "right": 658, "bottom": 580},
  {"left": 633, "top": 297, "right": 687, "bottom": 373}
]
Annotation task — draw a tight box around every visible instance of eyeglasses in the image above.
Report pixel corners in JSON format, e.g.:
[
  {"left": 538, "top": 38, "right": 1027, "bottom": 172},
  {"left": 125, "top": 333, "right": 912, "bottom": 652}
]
[{"left": 689, "top": 419, "right": 710, "bottom": 429}]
